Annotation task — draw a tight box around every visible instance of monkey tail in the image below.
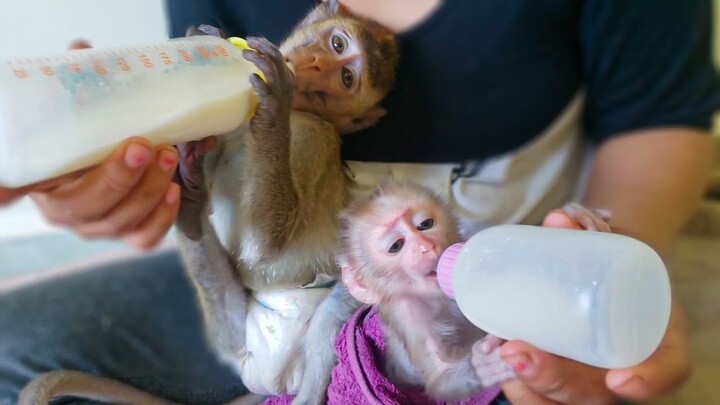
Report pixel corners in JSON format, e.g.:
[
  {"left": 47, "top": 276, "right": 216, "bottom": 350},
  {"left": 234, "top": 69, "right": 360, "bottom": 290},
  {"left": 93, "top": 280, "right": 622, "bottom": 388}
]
[{"left": 18, "top": 370, "right": 177, "bottom": 405}]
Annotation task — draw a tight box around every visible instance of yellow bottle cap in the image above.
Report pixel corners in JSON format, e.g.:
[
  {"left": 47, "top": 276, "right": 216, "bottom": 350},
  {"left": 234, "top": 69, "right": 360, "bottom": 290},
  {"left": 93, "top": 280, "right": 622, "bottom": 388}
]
[{"left": 228, "top": 37, "right": 266, "bottom": 82}]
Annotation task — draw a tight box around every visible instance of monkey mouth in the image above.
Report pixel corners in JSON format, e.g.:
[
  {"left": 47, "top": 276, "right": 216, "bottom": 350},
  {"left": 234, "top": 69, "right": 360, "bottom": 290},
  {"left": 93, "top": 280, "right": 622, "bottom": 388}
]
[{"left": 425, "top": 271, "right": 438, "bottom": 283}]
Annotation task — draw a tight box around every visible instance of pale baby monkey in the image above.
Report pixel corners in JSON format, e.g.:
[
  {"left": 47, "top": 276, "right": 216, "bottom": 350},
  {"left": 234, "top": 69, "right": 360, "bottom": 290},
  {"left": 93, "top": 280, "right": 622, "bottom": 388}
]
[{"left": 336, "top": 180, "right": 611, "bottom": 402}]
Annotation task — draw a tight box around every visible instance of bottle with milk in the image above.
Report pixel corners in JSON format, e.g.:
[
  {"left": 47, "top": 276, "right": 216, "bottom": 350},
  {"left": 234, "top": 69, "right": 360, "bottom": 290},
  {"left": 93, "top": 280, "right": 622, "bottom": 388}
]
[
  {"left": 436, "top": 224, "right": 671, "bottom": 369},
  {"left": 0, "top": 36, "right": 265, "bottom": 188}
]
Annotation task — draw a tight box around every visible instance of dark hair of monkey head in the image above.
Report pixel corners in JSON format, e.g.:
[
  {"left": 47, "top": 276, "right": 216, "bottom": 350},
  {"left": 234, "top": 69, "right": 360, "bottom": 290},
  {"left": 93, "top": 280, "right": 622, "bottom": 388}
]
[{"left": 358, "top": 19, "right": 399, "bottom": 95}]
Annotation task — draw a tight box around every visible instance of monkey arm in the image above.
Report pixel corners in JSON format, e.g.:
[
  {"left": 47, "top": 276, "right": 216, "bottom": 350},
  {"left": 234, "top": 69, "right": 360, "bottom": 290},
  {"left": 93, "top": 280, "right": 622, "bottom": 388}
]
[
  {"left": 175, "top": 143, "right": 248, "bottom": 362},
  {"left": 240, "top": 37, "right": 301, "bottom": 256},
  {"left": 242, "top": 37, "right": 346, "bottom": 259},
  {"left": 421, "top": 352, "right": 492, "bottom": 401},
  {"left": 292, "top": 283, "right": 360, "bottom": 405},
  {"left": 176, "top": 215, "right": 248, "bottom": 364}
]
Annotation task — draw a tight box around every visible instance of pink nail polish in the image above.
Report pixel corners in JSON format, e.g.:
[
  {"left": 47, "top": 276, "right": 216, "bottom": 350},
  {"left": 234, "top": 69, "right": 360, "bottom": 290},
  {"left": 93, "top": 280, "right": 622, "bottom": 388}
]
[
  {"left": 159, "top": 150, "right": 177, "bottom": 172},
  {"left": 125, "top": 144, "right": 151, "bottom": 168},
  {"left": 504, "top": 354, "right": 535, "bottom": 377}
]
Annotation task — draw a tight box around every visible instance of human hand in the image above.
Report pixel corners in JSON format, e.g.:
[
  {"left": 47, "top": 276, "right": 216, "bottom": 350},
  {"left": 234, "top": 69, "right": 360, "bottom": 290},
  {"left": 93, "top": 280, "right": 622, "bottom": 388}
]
[
  {"left": 498, "top": 210, "right": 690, "bottom": 404},
  {"left": 27, "top": 136, "right": 180, "bottom": 250},
  {"left": 12, "top": 41, "right": 181, "bottom": 250}
]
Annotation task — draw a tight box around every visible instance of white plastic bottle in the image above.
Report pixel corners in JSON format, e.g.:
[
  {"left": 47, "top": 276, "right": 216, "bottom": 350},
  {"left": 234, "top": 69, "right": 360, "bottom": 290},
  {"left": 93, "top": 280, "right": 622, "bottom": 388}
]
[
  {"left": 0, "top": 36, "right": 265, "bottom": 188},
  {"left": 436, "top": 224, "right": 671, "bottom": 369}
]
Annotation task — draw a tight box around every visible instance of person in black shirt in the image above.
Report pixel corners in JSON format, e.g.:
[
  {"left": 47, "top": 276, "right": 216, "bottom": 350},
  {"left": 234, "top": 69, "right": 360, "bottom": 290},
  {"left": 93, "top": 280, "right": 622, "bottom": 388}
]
[{"left": 0, "top": 0, "right": 717, "bottom": 404}]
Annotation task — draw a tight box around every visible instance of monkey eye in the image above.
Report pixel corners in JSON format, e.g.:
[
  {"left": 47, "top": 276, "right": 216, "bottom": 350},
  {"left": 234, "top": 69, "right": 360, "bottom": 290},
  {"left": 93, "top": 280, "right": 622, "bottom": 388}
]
[
  {"left": 341, "top": 67, "right": 355, "bottom": 89},
  {"left": 330, "top": 34, "right": 347, "bottom": 54},
  {"left": 388, "top": 239, "right": 405, "bottom": 254},
  {"left": 417, "top": 218, "right": 435, "bottom": 231}
]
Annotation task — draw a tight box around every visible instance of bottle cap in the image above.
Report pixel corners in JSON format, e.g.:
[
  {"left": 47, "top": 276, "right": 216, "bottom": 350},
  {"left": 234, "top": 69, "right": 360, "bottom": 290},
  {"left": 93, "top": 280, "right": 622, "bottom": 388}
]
[
  {"left": 436, "top": 242, "right": 465, "bottom": 299},
  {"left": 228, "top": 37, "right": 267, "bottom": 82}
]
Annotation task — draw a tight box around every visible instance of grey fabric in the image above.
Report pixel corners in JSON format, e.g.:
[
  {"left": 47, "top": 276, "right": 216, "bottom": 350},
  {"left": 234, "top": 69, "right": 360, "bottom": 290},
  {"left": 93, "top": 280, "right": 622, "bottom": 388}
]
[{"left": 0, "top": 249, "right": 246, "bottom": 405}]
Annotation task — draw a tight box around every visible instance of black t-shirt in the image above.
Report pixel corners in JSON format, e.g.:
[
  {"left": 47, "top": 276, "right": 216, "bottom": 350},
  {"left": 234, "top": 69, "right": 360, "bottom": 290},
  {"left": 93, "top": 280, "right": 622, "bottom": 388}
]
[{"left": 166, "top": 0, "right": 720, "bottom": 163}]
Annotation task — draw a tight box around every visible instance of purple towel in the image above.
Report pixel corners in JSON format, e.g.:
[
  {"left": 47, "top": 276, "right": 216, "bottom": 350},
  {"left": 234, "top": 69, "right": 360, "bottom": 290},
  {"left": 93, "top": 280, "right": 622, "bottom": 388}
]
[{"left": 265, "top": 306, "right": 502, "bottom": 405}]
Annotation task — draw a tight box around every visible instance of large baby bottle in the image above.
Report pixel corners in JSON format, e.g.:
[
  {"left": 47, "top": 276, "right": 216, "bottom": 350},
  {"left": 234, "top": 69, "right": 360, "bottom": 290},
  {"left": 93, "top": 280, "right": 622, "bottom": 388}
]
[
  {"left": 436, "top": 224, "right": 671, "bottom": 368},
  {"left": 0, "top": 35, "right": 262, "bottom": 187}
]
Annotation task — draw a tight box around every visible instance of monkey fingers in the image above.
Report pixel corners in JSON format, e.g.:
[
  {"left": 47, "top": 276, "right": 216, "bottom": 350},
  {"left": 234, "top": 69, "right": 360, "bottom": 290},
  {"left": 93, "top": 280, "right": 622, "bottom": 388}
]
[
  {"left": 245, "top": 38, "right": 295, "bottom": 90},
  {"left": 561, "top": 202, "right": 612, "bottom": 232},
  {"left": 477, "top": 334, "right": 506, "bottom": 354},
  {"left": 471, "top": 340, "right": 516, "bottom": 388},
  {"left": 175, "top": 141, "right": 210, "bottom": 200}
]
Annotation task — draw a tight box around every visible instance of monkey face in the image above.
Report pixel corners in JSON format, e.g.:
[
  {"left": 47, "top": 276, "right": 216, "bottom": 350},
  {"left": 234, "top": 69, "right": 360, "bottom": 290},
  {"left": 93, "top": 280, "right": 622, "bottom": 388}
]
[
  {"left": 363, "top": 199, "right": 452, "bottom": 293},
  {"left": 280, "top": 17, "right": 397, "bottom": 134}
]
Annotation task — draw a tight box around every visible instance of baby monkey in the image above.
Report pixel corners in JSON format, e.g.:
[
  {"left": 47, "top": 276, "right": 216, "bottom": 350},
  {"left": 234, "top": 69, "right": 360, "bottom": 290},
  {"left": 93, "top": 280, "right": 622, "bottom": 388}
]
[{"left": 336, "top": 180, "right": 611, "bottom": 402}]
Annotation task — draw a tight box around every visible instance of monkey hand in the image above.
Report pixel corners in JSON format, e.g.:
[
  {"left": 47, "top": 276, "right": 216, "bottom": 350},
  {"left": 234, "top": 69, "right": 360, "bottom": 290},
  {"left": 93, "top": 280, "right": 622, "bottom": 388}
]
[
  {"left": 185, "top": 24, "right": 227, "bottom": 38},
  {"left": 175, "top": 137, "right": 217, "bottom": 239},
  {"left": 545, "top": 202, "right": 612, "bottom": 232},
  {"left": 471, "top": 335, "right": 515, "bottom": 388},
  {"left": 244, "top": 37, "right": 295, "bottom": 136}
]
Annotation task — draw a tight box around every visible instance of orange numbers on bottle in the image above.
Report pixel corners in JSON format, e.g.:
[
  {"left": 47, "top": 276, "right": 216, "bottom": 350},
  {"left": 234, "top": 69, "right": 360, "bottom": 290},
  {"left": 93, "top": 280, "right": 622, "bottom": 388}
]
[
  {"left": 117, "top": 58, "right": 131, "bottom": 72},
  {"left": 68, "top": 63, "right": 82, "bottom": 73},
  {"left": 12, "top": 68, "right": 29, "bottom": 79},
  {"left": 40, "top": 66, "right": 55, "bottom": 76},
  {"left": 160, "top": 52, "right": 173, "bottom": 65},
  {"left": 93, "top": 61, "right": 107, "bottom": 75},
  {"left": 178, "top": 49, "right": 192, "bottom": 62},
  {"left": 197, "top": 46, "right": 211, "bottom": 59},
  {"left": 215, "top": 45, "right": 229, "bottom": 57},
  {"left": 139, "top": 55, "right": 153, "bottom": 68}
]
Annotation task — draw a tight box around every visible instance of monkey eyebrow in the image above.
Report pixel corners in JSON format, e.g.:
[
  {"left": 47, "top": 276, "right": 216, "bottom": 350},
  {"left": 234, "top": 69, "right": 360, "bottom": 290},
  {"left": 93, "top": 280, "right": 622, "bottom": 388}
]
[{"left": 381, "top": 208, "right": 409, "bottom": 233}]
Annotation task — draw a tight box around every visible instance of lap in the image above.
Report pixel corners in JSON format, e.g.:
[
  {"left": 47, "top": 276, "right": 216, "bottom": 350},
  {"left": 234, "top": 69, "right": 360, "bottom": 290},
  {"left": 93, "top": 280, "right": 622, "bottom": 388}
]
[{"left": 0, "top": 248, "right": 245, "bottom": 404}]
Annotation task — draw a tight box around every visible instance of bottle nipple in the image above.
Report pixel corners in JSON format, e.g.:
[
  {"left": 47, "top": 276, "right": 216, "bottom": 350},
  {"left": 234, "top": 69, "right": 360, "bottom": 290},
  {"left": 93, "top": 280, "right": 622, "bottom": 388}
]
[{"left": 436, "top": 242, "right": 465, "bottom": 299}]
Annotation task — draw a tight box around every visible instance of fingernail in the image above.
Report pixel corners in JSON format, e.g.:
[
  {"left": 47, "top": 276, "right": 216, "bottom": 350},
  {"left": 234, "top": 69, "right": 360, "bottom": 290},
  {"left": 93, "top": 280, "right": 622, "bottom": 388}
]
[
  {"left": 503, "top": 354, "right": 536, "bottom": 378},
  {"left": 125, "top": 144, "right": 152, "bottom": 168},
  {"left": 165, "top": 184, "right": 180, "bottom": 204},
  {"left": 607, "top": 373, "right": 640, "bottom": 390},
  {"left": 158, "top": 149, "right": 177, "bottom": 172}
]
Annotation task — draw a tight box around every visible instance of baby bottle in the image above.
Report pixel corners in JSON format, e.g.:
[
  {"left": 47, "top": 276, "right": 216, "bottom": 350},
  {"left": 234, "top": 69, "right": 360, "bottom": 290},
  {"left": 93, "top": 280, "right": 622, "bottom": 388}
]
[
  {"left": 436, "top": 224, "right": 671, "bottom": 369},
  {"left": 0, "top": 36, "right": 266, "bottom": 188}
]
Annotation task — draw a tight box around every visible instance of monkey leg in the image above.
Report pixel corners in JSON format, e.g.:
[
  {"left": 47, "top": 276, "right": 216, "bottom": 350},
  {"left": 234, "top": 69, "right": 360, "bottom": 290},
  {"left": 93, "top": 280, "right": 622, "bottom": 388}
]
[{"left": 291, "top": 283, "right": 359, "bottom": 405}]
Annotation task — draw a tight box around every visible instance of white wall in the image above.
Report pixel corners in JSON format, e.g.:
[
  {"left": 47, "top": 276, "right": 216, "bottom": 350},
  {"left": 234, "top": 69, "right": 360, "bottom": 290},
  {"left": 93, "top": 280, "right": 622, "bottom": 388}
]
[
  {"left": 0, "top": 0, "right": 168, "bottom": 240},
  {"left": 0, "top": 0, "right": 167, "bottom": 57}
]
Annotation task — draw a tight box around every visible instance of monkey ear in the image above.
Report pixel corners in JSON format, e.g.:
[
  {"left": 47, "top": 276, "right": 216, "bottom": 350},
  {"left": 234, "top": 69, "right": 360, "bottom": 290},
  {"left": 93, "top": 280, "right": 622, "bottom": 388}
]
[
  {"left": 336, "top": 107, "right": 388, "bottom": 134},
  {"left": 342, "top": 266, "right": 379, "bottom": 304},
  {"left": 323, "top": 0, "right": 348, "bottom": 15}
]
